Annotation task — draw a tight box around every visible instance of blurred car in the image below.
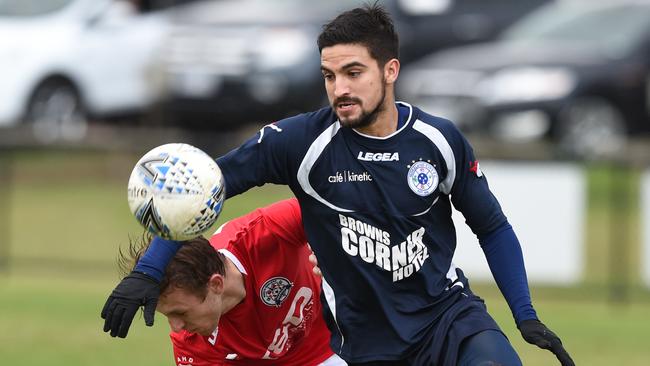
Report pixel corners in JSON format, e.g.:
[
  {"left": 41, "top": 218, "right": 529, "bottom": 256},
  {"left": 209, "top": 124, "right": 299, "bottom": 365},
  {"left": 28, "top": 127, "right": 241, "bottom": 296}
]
[
  {"left": 398, "top": 1, "right": 650, "bottom": 157},
  {"left": 148, "top": 0, "right": 549, "bottom": 130},
  {"left": 394, "top": 0, "right": 550, "bottom": 64},
  {"left": 0, "top": 0, "right": 170, "bottom": 142},
  {"left": 149, "top": 0, "right": 369, "bottom": 129}
]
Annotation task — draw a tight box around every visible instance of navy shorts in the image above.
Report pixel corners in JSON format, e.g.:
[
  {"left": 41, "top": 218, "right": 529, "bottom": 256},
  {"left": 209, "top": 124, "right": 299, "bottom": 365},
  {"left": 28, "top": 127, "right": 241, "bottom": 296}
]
[{"left": 348, "top": 291, "right": 521, "bottom": 366}]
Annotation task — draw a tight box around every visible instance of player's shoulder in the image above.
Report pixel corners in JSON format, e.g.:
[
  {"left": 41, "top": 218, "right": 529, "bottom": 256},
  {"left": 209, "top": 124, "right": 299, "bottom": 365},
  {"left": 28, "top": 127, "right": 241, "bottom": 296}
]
[
  {"left": 256, "top": 198, "right": 300, "bottom": 217},
  {"left": 407, "top": 104, "right": 458, "bottom": 132},
  {"left": 274, "top": 106, "right": 338, "bottom": 134},
  {"left": 210, "top": 198, "right": 300, "bottom": 246},
  {"left": 232, "top": 198, "right": 299, "bottom": 229},
  {"left": 406, "top": 102, "right": 467, "bottom": 146},
  {"left": 255, "top": 198, "right": 303, "bottom": 240},
  {"left": 253, "top": 107, "right": 337, "bottom": 147}
]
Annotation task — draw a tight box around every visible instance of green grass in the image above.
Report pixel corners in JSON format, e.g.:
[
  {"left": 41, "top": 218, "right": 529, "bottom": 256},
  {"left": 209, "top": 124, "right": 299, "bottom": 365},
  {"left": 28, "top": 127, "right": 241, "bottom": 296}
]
[
  {"left": 1, "top": 150, "right": 649, "bottom": 365},
  {"left": 476, "top": 285, "right": 650, "bottom": 366},
  {"left": 1, "top": 278, "right": 649, "bottom": 366},
  {"left": 0, "top": 275, "right": 172, "bottom": 366}
]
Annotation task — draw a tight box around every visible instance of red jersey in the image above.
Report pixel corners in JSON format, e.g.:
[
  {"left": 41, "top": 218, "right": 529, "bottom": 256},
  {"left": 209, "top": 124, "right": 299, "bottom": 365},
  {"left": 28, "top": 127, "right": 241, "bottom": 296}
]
[{"left": 170, "top": 198, "right": 334, "bottom": 366}]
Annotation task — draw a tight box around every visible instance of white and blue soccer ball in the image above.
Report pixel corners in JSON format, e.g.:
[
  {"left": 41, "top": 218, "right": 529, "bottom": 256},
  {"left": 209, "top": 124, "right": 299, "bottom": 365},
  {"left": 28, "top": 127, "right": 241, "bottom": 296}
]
[{"left": 127, "top": 143, "right": 225, "bottom": 241}]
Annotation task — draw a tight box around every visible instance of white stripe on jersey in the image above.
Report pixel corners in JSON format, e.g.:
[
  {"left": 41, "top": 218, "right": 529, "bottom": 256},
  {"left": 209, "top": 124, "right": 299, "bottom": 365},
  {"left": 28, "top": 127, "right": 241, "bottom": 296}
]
[
  {"left": 297, "top": 121, "right": 354, "bottom": 213},
  {"left": 412, "top": 120, "right": 456, "bottom": 195},
  {"left": 322, "top": 276, "right": 345, "bottom": 352},
  {"left": 218, "top": 249, "right": 248, "bottom": 275}
]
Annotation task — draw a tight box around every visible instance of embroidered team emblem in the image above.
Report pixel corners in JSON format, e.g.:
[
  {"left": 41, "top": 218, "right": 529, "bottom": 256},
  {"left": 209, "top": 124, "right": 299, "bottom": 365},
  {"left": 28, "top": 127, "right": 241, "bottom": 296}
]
[
  {"left": 407, "top": 160, "right": 439, "bottom": 196},
  {"left": 260, "top": 277, "right": 293, "bottom": 307}
]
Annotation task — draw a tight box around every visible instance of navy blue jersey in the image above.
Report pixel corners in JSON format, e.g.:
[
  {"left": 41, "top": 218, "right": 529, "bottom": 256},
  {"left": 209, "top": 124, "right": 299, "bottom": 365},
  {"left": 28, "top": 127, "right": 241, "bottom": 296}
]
[{"left": 216, "top": 102, "right": 508, "bottom": 362}]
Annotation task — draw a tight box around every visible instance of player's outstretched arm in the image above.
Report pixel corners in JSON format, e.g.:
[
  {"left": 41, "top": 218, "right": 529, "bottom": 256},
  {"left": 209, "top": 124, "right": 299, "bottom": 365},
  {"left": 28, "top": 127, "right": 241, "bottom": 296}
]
[
  {"left": 101, "top": 237, "right": 181, "bottom": 338},
  {"left": 518, "top": 319, "right": 575, "bottom": 366},
  {"left": 480, "top": 224, "right": 574, "bottom": 365}
]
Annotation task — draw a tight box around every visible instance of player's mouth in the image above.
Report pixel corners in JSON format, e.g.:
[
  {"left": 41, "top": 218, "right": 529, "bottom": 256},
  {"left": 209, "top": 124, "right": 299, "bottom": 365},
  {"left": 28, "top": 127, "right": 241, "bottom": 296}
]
[
  {"left": 336, "top": 99, "right": 360, "bottom": 114},
  {"left": 338, "top": 102, "right": 355, "bottom": 110}
]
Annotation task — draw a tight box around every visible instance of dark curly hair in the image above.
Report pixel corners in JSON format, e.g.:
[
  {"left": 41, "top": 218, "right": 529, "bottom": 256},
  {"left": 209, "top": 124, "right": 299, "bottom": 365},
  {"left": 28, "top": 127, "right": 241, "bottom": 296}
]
[{"left": 317, "top": 2, "right": 399, "bottom": 66}]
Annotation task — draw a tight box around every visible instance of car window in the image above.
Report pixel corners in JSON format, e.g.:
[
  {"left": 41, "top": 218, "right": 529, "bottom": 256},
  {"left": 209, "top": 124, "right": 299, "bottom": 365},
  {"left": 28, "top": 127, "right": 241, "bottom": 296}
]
[{"left": 0, "top": 0, "right": 74, "bottom": 16}]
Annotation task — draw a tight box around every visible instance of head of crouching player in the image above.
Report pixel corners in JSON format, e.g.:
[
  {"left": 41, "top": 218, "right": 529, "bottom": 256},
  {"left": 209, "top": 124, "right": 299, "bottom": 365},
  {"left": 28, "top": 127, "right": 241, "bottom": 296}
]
[{"left": 154, "top": 238, "right": 246, "bottom": 336}]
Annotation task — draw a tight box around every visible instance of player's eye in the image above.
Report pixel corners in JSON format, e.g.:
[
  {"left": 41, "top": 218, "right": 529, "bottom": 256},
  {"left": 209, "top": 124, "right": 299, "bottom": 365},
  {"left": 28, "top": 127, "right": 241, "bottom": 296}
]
[
  {"left": 349, "top": 70, "right": 361, "bottom": 78},
  {"left": 322, "top": 73, "right": 334, "bottom": 81}
]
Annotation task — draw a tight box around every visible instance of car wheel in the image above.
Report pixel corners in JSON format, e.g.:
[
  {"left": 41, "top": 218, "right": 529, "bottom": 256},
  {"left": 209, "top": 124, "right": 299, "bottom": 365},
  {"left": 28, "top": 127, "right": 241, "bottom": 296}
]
[
  {"left": 556, "top": 97, "right": 626, "bottom": 158},
  {"left": 25, "top": 80, "right": 88, "bottom": 143}
]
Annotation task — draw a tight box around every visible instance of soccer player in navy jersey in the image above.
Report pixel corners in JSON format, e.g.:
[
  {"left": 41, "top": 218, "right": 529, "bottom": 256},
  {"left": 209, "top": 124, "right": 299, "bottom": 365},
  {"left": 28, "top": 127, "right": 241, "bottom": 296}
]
[{"left": 102, "top": 4, "right": 574, "bottom": 365}]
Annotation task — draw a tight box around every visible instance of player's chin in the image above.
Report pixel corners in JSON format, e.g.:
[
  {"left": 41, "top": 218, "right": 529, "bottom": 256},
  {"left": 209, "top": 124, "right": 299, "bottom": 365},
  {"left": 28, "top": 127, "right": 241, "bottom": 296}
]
[
  {"left": 196, "top": 326, "right": 217, "bottom": 336},
  {"left": 338, "top": 116, "right": 363, "bottom": 128},
  {"left": 194, "top": 328, "right": 209, "bottom": 336}
]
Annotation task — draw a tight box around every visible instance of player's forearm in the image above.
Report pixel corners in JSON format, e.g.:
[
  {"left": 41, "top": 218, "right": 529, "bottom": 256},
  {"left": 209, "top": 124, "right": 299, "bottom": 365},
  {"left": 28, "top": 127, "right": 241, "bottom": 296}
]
[
  {"left": 480, "top": 223, "right": 538, "bottom": 325},
  {"left": 134, "top": 236, "right": 182, "bottom": 281}
]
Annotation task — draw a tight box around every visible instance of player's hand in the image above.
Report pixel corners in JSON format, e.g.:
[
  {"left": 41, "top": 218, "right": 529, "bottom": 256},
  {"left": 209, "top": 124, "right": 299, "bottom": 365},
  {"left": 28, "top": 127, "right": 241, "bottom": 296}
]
[
  {"left": 307, "top": 244, "right": 322, "bottom": 277},
  {"left": 101, "top": 271, "right": 160, "bottom": 338},
  {"left": 518, "top": 319, "right": 574, "bottom": 366}
]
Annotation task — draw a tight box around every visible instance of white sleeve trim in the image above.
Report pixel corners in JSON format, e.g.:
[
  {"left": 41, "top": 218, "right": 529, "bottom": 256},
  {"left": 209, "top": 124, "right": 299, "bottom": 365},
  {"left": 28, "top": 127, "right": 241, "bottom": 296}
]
[{"left": 297, "top": 121, "right": 353, "bottom": 213}]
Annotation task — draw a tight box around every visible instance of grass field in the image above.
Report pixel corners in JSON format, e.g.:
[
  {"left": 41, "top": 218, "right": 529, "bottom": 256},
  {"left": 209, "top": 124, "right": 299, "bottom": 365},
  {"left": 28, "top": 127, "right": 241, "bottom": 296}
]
[{"left": 1, "top": 149, "right": 649, "bottom": 365}]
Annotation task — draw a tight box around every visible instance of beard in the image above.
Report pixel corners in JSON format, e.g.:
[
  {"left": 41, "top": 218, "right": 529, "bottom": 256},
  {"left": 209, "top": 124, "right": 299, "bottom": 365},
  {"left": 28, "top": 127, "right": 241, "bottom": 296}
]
[{"left": 333, "top": 82, "right": 387, "bottom": 129}]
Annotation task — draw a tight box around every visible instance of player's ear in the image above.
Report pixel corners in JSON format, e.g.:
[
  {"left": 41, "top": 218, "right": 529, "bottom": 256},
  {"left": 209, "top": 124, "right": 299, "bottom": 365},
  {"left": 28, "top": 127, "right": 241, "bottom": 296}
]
[
  {"left": 207, "top": 274, "right": 225, "bottom": 294},
  {"left": 384, "top": 58, "right": 399, "bottom": 85}
]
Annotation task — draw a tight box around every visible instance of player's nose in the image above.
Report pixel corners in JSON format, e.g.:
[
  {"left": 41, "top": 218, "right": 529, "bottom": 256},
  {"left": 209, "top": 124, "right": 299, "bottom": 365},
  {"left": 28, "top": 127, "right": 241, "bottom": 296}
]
[
  {"left": 334, "top": 78, "right": 351, "bottom": 97},
  {"left": 168, "top": 317, "right": 185, "bottom": 332}
]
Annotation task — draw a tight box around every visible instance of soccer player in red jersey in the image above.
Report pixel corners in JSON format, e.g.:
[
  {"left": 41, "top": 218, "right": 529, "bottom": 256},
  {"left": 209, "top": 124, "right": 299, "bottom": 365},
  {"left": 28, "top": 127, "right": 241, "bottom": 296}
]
[{"left": 137, "top": 198, "right": 343, "bottom": 365}]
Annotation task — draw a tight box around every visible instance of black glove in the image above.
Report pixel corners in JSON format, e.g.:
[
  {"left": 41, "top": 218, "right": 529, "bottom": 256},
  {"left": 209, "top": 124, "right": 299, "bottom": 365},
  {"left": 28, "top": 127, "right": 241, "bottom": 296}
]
[
  {"left": 101, "top": 271, "right": 160, "bottom": 338},
  {"left": 518, "top": 319, "right": 575, "bottom": 366}
]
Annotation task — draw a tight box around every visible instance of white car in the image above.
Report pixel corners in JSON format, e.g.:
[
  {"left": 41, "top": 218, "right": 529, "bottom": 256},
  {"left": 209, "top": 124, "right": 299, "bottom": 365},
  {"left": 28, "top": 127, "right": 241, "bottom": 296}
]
[{"left": 0, "top": 0, "right": 170, "bottom": 142}]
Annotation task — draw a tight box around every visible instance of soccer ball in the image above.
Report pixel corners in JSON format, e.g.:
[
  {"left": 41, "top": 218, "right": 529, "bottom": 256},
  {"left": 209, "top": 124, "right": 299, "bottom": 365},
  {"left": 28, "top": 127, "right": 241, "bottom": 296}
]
[{"left": 127, "top": 143, "right": 225, "bottom": 241}]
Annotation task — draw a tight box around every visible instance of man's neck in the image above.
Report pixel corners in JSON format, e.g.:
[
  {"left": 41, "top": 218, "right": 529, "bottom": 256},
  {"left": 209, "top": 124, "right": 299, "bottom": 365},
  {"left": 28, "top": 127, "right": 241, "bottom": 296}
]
[
  {"left": 220, "top": 257, "right": 247, "bottom": 314},
  {"left": 354, "top": 100, "right": 399, "bottom": 138}
]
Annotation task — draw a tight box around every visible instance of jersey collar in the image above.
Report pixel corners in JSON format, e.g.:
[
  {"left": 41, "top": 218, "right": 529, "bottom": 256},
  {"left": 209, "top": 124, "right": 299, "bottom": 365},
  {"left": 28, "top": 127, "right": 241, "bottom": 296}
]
[
  {"left": 351, "top": 101, "right": 413, "bottom": 140},
  {"left": 218, "top": 249, "right": 247, "bottom": 275}
]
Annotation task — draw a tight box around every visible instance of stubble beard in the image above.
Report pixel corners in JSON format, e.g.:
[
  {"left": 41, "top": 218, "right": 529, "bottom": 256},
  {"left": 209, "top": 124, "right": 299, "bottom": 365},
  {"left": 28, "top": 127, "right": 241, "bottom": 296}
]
[{"left": 335, "top": 83, "right": 387, "bottom": 130}]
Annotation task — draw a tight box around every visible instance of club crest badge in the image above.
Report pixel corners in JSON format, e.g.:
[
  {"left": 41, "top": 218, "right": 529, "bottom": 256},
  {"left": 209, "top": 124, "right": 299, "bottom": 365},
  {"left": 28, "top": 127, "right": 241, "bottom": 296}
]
[
  {"left": 407, "top": 160, "right": 439, "bottom": 196},
  {"left": 260, "top": 277, "right": 293, "bottom": 307}
]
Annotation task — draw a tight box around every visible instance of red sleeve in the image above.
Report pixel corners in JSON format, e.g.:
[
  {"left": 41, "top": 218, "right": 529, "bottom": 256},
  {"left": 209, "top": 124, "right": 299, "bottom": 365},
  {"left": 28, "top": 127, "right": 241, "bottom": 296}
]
[
  {"left": 170, "top": 331, "right": 222, "bottom": 366},
  {"left": 258, "top": 198, "right": 306, "bottom": 247}
]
